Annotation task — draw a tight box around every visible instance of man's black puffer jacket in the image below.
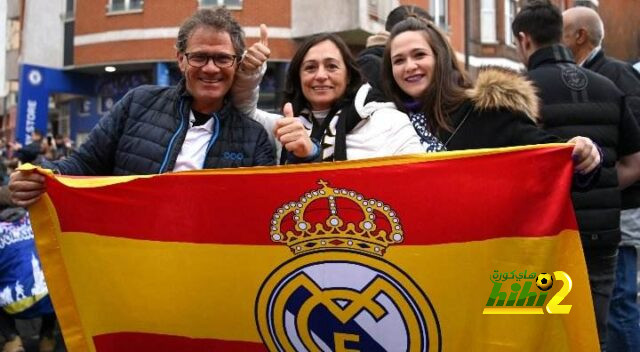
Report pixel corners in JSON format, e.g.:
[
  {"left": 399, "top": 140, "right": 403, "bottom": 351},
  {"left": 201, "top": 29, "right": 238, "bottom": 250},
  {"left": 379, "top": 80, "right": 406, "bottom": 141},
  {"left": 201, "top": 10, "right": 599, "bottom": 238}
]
[
  {"left": 584, "top": 49, "right": 640, "bottom": 210},
  {"left": 45, "top": 80, "right": 276, "bottom": 175},
  {"left": 526, "top": 45, "right": 640, "bottom": 249}
]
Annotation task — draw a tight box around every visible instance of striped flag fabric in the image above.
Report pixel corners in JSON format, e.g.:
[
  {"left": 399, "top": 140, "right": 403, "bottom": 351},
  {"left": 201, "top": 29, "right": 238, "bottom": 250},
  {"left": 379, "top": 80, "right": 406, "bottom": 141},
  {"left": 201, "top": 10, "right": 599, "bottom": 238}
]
[{"left": 29, "top": 144, "right": 598, "bottom": 351}]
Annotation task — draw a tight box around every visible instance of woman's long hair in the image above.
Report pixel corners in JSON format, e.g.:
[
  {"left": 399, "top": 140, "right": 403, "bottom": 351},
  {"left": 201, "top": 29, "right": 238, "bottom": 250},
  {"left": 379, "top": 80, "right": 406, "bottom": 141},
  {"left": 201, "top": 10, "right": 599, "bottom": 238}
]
[
  {"left": 284, "top": 33, "right": 362, "bottom": 115},
  {"left": 382, "top": 17, "right": 472, "bottom": 133}
]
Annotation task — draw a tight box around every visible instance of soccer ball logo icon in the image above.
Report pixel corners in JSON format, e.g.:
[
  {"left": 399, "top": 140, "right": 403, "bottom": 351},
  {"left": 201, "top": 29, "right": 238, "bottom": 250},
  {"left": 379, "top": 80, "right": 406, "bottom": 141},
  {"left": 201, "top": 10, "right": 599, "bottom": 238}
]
[{"left": 536, "top": 273, "right": 554, "bottom": 291}]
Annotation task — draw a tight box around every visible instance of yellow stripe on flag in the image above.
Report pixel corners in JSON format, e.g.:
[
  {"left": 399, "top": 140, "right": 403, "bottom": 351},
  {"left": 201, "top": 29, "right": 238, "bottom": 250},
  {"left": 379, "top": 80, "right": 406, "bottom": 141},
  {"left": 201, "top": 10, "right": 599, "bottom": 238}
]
[{"left": 50, "top": 229, "right": 594, "bottom": 351}]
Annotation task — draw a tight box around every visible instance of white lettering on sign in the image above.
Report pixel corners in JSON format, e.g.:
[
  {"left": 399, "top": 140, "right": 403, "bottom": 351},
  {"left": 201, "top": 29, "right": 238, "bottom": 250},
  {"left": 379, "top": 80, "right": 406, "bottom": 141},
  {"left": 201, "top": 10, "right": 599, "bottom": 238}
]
[{"left": 25, "top": 100, "right": 37, "bottom": 145}]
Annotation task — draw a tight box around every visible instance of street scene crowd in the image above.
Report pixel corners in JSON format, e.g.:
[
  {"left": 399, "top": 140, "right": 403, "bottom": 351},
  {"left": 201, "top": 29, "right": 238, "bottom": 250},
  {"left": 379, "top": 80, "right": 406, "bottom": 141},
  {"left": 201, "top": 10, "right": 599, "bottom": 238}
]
[{"left": 2, "top": 0, "right": 640, "bottom": 351}]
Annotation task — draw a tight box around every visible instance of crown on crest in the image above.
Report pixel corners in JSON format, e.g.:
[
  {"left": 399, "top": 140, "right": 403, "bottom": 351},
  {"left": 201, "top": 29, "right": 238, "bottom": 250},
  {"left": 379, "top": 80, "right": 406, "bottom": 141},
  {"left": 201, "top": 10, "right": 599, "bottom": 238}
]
[{"left": 270, "top": 180, "right": 404, "bottom": 256}]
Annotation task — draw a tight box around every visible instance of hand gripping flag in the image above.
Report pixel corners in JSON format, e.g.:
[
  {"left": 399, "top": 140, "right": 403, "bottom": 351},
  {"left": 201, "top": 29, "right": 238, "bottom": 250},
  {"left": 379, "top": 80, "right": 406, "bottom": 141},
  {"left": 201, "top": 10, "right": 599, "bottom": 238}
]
[{"left": 28, "top": 145, "right": 598, "bottom": 351}]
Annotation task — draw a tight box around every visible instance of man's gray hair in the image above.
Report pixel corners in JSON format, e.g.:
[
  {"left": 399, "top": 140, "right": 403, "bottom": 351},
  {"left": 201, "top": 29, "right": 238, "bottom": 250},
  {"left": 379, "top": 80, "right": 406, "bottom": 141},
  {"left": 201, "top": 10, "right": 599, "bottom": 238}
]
[{"left": 176, "top": 7, "right": 245, "bottom": 58}]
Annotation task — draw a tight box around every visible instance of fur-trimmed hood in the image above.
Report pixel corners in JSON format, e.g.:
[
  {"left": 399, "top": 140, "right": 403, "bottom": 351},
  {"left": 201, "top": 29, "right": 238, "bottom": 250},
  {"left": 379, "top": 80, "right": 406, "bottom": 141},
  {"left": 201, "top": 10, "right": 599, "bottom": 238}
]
[{"left": 466, "top": 67, "right": 540, "bottom": 122}]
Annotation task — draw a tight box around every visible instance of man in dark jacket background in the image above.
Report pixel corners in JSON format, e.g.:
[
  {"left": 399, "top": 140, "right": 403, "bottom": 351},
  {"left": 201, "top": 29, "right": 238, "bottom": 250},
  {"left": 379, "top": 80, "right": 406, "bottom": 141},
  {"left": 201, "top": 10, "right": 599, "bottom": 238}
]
[
  {"left": 562, "top": 6, "right": 640, "bottom": 123},
  {"left": 8, "top": 7, "right": 316, "bottom": 208},
  {"left": 562, "top": 6, "right": 640, "bottom": 351},
  {"left": 512, "top": 1, "right": 640, "bottom": 349},
  {"left": 12, "top": 130, "right": 44, "bottom": 165}
]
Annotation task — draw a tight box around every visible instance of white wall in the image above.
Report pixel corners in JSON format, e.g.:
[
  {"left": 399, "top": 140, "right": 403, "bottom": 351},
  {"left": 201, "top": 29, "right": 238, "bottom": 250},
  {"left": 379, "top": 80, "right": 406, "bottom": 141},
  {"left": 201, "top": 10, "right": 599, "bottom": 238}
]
[
  {"left": 291, "top": 0, "right": 401, "bottom": 39},
  {"left": 291, "top": 0, "right": 360, "bottom": 37},
  {"left": 21, "top": 0, "right": 65, "bottom": 68},
  {"left": 358, "top": 0, "right": 400, "bottom": 34}
]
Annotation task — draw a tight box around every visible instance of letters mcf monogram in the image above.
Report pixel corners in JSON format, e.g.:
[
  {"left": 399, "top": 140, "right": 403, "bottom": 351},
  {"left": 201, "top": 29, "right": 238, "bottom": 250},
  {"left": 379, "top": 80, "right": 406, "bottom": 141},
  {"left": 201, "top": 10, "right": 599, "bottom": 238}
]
[{"left": 255, "top": 181, "right": 441, "bottom": 352}]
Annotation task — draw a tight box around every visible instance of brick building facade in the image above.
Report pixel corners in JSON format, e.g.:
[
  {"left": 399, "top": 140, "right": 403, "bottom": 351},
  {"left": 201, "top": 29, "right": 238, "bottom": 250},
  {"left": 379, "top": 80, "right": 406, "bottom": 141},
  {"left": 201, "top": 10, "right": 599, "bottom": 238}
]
[{"left": 4, "top": 0, "right": 638, "bottom": 146}]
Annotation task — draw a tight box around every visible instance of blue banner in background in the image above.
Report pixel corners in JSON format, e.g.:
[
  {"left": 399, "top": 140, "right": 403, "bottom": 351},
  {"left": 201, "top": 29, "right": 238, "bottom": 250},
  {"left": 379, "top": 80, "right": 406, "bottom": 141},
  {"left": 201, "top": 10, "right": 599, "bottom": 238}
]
[
  {"left": 16, "top": 64, "right": 94, "bottom": 145},
  {"left": 17, "top": 66, "right": 48, "bottom": 145}
]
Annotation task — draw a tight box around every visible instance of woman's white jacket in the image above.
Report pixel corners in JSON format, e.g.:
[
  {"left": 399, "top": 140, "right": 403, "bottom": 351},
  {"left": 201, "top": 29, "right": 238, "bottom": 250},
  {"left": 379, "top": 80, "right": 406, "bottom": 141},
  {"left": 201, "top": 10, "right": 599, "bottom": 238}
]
[{"left": 231, "top": 66, "right": 423, "bottom": 162}]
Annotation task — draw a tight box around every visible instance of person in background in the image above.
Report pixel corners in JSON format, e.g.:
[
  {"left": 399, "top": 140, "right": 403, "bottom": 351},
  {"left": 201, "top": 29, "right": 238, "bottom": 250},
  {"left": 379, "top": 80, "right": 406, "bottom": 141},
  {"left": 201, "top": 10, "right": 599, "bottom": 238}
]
[
  {"left": 562, "top": 7, "right": 640, "bottom": 123},
  {"left": 357, "top": 5, "right": 433, "bottom": 91},
  {"left": 562, "top": 6, "right": 640, "bottom": 351},
  {"left": 0, "top": 302, "right": 57, "bottom": 352},
  {"left": 12, "top": 131, "right": 44, "bottom": 165},
  {"left": 8, "top": 7, "right": 277, "bottom": 208},
  {"left": 0, "top": 184, "right": 57, "bottom": 352},
  {"left": 53, "top": 135, "right": 72, "bottom": 160},
  {"left": 562, "top": 7, "right": 640, "bottom": 87},
  {"left": 41, "top": 135, "right": 56, "bottom": 162},
  {"left": 512, "top": 1, "right": 640, "bottom": 348}
]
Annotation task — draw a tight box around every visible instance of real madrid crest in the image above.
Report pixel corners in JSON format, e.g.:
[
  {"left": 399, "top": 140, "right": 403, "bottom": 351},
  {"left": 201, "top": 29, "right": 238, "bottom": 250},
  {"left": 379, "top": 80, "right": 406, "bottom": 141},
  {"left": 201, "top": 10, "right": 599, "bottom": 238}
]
[{"left": 255, "top": 181, "right": 441, "bottom": 352}]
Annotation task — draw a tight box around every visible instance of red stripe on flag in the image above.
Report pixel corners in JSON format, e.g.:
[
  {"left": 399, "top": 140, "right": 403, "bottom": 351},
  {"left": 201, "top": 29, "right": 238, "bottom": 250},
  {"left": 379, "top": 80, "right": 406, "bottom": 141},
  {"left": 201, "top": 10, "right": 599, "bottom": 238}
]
[
  {"left": 93, "top": 332, "right": 266, "bottom": 352},
  {"left": 47, "top": 147, "right": 577, "bottom": 245}
]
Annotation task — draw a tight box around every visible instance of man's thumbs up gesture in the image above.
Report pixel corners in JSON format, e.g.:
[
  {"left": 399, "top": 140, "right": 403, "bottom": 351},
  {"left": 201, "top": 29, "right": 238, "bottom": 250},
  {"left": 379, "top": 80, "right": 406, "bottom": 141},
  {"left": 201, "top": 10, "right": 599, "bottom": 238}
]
[
  {"left": 240, "top": 24, "right": 270, "bottom": 72},
  {"left": 274, "top": 103, "right": 316, "bottom": 159}
]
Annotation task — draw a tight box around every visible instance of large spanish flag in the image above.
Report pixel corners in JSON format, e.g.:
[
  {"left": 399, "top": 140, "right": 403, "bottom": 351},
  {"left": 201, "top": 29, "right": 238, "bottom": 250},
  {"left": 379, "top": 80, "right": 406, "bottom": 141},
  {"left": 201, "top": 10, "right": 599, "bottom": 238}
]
[{"left": 29, "top": 145, "right": 598, "bottom": 351}]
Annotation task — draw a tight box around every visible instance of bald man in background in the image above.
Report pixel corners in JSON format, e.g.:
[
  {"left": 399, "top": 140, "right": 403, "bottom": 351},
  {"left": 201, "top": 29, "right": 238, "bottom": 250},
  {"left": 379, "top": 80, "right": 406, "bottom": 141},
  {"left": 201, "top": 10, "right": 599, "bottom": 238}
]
[
  {"left": 563, "top": 6, "right": 640, "bottom": 352},
  {"left": 563, "top": 7, "right": 640, "bottom": 111}
]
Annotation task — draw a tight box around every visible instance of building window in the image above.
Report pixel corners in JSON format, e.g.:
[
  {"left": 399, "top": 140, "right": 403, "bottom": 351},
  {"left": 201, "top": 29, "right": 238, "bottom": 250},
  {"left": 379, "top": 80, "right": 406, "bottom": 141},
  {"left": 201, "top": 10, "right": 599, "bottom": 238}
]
[
  {"left": 480, "top": 0, "right": 497, "bottom": 43},
  {"left": 200, "top": 0, "right": 243, "bottom": 9},
  {"left": 430, "top": 0, "right": 448, "bottom": 30},
  {"left": 108, "top": 0, "right": 143, "bottom": 13},
  {"left": 78, "top": 98, "right": 91, "bottom": 116},
  {"left": 257, "top": 62, "right": 288, "bottom": 113},
  {"left": 504, "top": 0, "right": 517, "bottom": 46}
]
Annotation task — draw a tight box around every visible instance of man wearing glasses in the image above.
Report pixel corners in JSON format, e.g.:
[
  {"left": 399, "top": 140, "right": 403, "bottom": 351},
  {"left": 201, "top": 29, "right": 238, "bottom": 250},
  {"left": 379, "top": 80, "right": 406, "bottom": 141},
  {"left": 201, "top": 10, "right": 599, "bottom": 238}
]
[{"left": 9, "top": 8, "right": 314, "bottom": 207}]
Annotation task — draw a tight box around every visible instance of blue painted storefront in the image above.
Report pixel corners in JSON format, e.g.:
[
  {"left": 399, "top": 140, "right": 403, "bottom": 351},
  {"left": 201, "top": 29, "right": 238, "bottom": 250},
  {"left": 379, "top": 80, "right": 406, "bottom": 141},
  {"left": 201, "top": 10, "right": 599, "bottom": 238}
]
[
  {"left": 16, "top": 62, "right": 177, "bottom": 145},
  {"left": 16, "top": 64, "right": 93, "bottom": 144}
]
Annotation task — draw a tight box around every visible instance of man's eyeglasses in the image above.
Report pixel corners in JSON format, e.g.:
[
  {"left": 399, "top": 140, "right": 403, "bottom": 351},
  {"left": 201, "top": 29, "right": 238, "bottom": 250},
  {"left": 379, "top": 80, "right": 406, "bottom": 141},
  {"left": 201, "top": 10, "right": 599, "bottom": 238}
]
[{"left": 184, "top": 52, "right": 237, "bottom": 68}]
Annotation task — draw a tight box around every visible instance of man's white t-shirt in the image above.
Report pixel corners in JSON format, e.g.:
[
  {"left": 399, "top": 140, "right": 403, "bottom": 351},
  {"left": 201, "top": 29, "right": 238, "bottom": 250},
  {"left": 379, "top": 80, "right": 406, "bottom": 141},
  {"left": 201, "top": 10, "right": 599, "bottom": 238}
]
[{"left": 172, "top": 110, "right": 215, "bottom": 172}]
